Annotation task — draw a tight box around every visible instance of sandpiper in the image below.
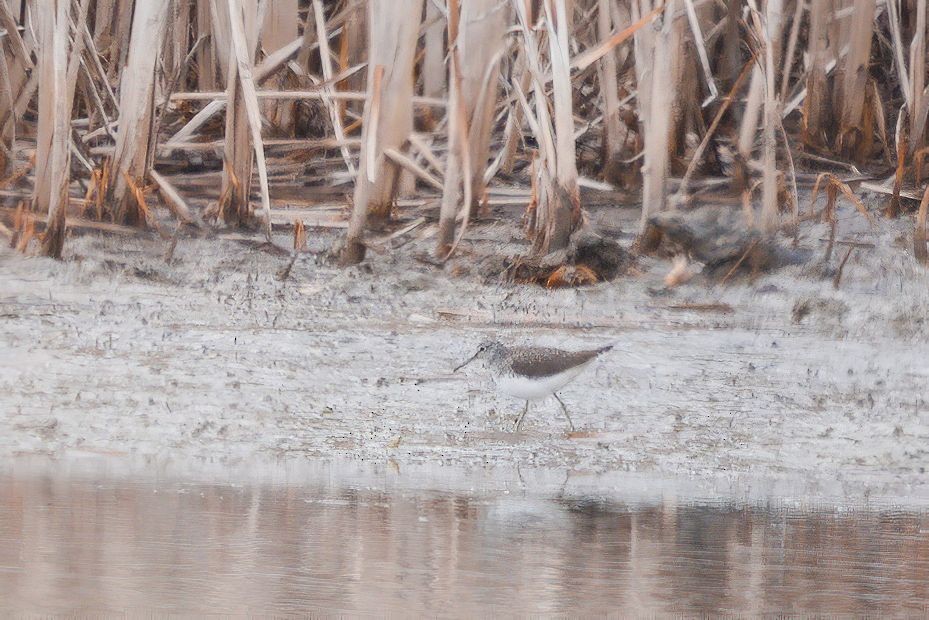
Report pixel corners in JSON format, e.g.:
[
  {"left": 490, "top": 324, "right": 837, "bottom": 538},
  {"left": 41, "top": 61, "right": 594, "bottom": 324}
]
[{"left": 454, "top": 340, "right": 612, "bottom": 432}]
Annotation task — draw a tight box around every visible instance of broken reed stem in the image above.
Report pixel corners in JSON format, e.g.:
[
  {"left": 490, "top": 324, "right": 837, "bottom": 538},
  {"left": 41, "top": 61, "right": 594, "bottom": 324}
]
[
  {"left": 150, "top": 169, "right": 199, "bottom": 227},
  {"left": 824, "top": 196, "right": 837, "bottom": 264},
  {"left": 312, "top": 0, "right": 356, "bottom": 176},
  {"left": 832, "top": 246, "right": 855, "bottom": 289},
  {"left": 164, "top": 221, "right": 182, "bottom": 263},
  {"left": 719, "top": 240, "right": 760, "bottom": 286},
  {"left": 907, "top": 0, "right": 928, "bottom": 157},
  {"left": 0, "top": 36, "right": 14, "bottom": 174}
]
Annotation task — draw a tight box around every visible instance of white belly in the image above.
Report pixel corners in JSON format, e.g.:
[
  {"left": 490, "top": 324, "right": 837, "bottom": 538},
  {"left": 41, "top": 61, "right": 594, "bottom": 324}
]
[{"left": 493, "top": 363, "right": 591, "bottom": 400}]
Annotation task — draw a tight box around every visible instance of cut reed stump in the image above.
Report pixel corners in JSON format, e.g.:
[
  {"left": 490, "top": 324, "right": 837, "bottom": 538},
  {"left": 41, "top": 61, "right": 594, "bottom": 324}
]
[
  {"left": 511, "top": 0, "right": 583, "bottom": 257},
  {"left": 502, "top": 226, "right": 632, "bottom": 287},
  {"left": 645, "top": 206, "right": 811, "bottom": 280},
  {"left": 837, "top": 0, "right": 877, "bottom": 162}
]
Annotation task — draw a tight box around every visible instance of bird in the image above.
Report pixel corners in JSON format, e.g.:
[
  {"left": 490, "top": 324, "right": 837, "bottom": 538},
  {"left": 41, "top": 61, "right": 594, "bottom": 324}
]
[{"left": 454, "top": 339, "right": 612, "bottom": 432}]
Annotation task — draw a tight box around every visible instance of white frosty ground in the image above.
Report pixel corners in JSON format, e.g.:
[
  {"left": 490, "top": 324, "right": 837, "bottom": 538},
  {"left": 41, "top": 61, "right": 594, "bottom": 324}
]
[{"left": 1, "top": 203, "right": 928, "bottom": 495}]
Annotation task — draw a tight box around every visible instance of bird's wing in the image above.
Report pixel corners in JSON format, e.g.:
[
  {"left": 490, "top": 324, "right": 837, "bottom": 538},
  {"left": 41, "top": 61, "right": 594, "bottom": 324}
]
[{"left": 509, "top": 347, "right": 605, "bottom": 378}]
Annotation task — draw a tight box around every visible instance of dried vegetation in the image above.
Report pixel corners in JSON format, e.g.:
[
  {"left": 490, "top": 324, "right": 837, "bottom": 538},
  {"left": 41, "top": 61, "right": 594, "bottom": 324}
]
[{"left": 1, "top": 0, "right": 928, "bottom": 280}]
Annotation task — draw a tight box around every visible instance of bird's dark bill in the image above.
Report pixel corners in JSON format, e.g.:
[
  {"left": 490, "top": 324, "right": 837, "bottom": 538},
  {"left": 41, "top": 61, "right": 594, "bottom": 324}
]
[{"left": 453, "top": 351, "right": 479, "bottom": 373}]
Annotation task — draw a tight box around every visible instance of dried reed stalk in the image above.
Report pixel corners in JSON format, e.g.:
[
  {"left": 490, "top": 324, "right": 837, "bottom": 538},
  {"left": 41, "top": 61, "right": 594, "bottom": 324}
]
[
  {"left": 422, "top": 0, "right": 447, "bottom": 129},
  {"left": 34, "top": 0, "right": 86, "bottom": 258},
  {"left": 837, "top": 0, "right": 876, "bottom": 161},
  {"left": 105, "top": 0, "right": 135, "bottom": 83},
  {"left": 738, "top": 67, "right": 763, "bottom": 169},
  {"left": 0, "top": 0, "right": 33, "bottom": 168},
  {"left": 635, "top": 0, "right": 682, "bottom": 234},
  {"left": 6, "top": 0, "right": 928, "bottom": 271},
  {"left": 167, "top": 0, "right": 192, "bottom": 89},
  {"left": 0, "top": 35, "right": 14, "bottom": 174},
  {"left": 341, "top": 0, "right": 424, "bottom": 265},
  {"left": 512, "top": 0, "right": 580, "bottom": 254},
  {"left": 436, "top": 45, "right": 474, "bottom": 260},
  {"left": 312, "top": 0, "right": 356, "bottom": 175},
  {"left": 801, "top": 0, "right": 829, "bottom": 149},
  {"left": 540, "top": 0, "right": 580, "bottom": 253},
  {"left": 501, "top": 41, "right": 531, "bottom": 176},
  {"left": 107, "top": 0, "right": 172, "bottom": 226},
  {"left": 222, "top": 0, "right": 272, "bottom": 239},
  {"left": 436, "top": 0, "right": 465, "bottom": 257},
  {"left": 596, "top": 0, "right": 629, "bottom": 182},
  {"left": 335, "top": 2, "right": 367, "bottom": 120},
  {"left": 33, "top": 1, "right": 70, "bottom": 254},
  {"left": 93, "top": 0, "right": 115, "bottom": 44},
  {"left": 195, "top": 0, "right": 219, "bottom": 90},
  {"left": 151, "top": 170, "right": 199, "bottom": 227},
  {"left": 906, "top": 0, "right": 927, "bottom": 158},
  {"left": 437, "top": 0, "right": 509, "bottom": 254},
  {"left": 261, "top": 0, "right": 298, "bottom": 131},
  {"left": 760, "top": 0, "right": 784, "bottom": 233},
  {"left": 461, "top": 0, "right": 509, "bottom": 208}
]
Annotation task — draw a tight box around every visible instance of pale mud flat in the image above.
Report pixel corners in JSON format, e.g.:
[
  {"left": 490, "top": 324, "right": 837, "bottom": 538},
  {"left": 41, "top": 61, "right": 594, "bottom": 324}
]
[{"left": 1, "top": 202, "right": 928, "bottom": 499}]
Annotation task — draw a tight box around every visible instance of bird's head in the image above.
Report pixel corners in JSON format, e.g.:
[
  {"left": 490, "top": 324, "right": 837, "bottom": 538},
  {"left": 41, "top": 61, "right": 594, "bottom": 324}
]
[{"left": 453, "top": 339, "right": 501, "bottom": 372}]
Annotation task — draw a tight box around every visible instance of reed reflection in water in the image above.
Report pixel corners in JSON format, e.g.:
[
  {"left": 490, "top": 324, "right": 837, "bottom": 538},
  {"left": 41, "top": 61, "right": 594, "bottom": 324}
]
[{"left": 1, "top": 467, "right": 928, "bottom": 615}]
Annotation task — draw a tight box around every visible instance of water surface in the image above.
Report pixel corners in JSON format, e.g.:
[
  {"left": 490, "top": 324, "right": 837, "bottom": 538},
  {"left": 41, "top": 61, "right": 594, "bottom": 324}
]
[{"left": 1, "top": 457, "right": 927, "bottom": 615}]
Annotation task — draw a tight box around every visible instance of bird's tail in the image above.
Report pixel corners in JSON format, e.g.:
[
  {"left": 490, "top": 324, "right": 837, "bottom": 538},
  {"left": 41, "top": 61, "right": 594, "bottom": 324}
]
[{"left": 596, "top": 344, "right": 614, "bottom": 356}]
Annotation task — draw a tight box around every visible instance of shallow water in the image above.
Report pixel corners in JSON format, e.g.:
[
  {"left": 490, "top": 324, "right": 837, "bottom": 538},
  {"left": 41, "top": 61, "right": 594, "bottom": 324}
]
[{"left": 1, "top": 457, "right": 928, "bottom": 615}]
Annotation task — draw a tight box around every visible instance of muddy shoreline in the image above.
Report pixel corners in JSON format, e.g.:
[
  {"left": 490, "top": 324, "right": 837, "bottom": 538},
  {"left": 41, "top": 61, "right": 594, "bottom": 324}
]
[{"left": 2, "top": 202, "right": 928, "bottom": 495}]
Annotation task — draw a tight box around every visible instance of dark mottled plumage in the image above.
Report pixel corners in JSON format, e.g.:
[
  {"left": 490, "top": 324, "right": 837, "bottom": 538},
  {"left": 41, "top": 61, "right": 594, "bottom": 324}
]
[{"left": 507, "top": 345, "right": 613, "bottom": 378}]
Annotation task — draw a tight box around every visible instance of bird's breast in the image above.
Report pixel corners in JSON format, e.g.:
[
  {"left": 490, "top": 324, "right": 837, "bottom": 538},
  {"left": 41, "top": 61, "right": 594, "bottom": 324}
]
[{"left": 493, "top": 364, "right": 589, "bottom": 400}]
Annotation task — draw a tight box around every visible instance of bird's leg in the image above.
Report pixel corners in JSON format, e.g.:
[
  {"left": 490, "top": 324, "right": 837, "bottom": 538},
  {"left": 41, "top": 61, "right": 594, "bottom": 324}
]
[
  {"left": 553, "top": 394, "right": 575, "bottom": 432},
  {"left": 514, "top": 401, "right": 530, "bottom": 431}
]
